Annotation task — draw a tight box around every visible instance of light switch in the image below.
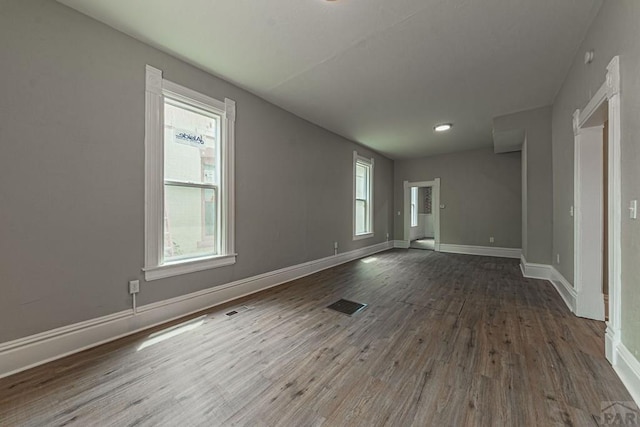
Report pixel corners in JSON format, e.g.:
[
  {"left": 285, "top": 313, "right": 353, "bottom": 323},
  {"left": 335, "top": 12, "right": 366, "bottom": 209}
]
[
  {"left": 630, "top": 200, "right": 638, "bottom": 220},
  {"left": 570, "top": 206, "right": 574, "bottom": 217}
]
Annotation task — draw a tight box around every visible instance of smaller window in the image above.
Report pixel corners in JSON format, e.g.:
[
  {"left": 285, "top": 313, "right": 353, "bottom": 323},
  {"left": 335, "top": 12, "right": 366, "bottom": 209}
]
[
  {"left": 353, "top": 151, "right": 374, "bottom": 240},
  {"left": 411, "top": 187, "right": 418, "bottom": 227}
]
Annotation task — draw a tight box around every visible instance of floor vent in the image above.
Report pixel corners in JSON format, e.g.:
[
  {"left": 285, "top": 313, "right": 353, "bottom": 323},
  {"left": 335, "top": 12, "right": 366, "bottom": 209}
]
[
  {"left": 327, "top": 299, "right": 368, "bottom": 316},
  {"left": 226, "top": 306, "right": 251, "bottom": 317}
]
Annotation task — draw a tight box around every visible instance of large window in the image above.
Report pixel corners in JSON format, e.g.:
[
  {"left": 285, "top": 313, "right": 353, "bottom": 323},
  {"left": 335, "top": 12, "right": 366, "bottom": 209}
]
[
  {"left": 353, "top": 151, "right": 374, "bottom": 239},
  {"left": 410, "top": 187, "right": 418, "bottom": 227},
  {"left": 144, "top": 66, "right": 236, "bottom": 281}
]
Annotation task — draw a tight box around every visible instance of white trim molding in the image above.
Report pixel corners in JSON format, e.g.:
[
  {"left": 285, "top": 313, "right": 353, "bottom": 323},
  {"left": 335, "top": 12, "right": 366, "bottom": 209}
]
[
  {"left": 520, "top": 255, "right": 553, "bottom": 281},
  {"left": 519, "top": 257, "right": 576, "bottom": 313},
  {"left": 572, "top": 56, "right": 622, "bottom": 359},
  {"left": 439, "top": 244, "right": 521, "bottom": 259},
  {"left": 549, "top": 267, "right": 577, "bottom": 313},
  {"left": 613, "top": 343, "right": 640, "bottom": 407},
  {"left": 605, "top": 56, "right": 623, "bottom": 364},
  {"left": 0, "top": 241, "right": 393, "bottom": 379}
]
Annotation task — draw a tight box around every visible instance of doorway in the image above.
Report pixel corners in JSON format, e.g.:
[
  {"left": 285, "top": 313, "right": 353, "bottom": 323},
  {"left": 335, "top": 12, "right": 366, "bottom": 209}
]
[
  {"left": 403, "top": 179, "right": 440, "bottom": 251},
  {"left": 574, "top": 118, "right": 606, "bottom": 321},
  {"left": 573, "top": 55, "right": 621, "bottom": 364},
  {"left": 409, "top": 185, "right": 436, "bottom": 250}
]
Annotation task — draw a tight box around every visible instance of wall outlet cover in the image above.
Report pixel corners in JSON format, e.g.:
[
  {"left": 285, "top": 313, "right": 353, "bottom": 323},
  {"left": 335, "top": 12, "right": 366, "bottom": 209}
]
[{"left": 129, "top": 280, "right": 140, "bottom": 294}]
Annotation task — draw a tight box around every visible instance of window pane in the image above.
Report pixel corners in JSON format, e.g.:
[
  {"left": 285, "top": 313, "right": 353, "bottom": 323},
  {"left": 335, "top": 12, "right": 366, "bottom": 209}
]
[
  {"left": 204, "top": 190, "right": 216, "bottom": 237},
  {"left": 164, "top": 99, "right": 219, "bottom": 184},
  {"left": 411, "top": 187, "right": 418, "bottom": 226},
  {"left": 164, "top": 185, "right": 217, "bottom": 261},
  {"left": 411, "top": 203, "right": 417, "bottom": 227},
  {"left": 356, "top": 200, "right": 367, "bottom": 234},
  {"left": 356, "top": 163, "right": 368, "bottom": 199}
]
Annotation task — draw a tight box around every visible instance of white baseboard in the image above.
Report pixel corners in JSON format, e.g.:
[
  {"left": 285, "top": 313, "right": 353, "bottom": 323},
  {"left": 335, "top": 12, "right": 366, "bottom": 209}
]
[
  {"left": 606, "top": 326, "right": 619, "bottom": 364},
  {"left": 613, "top": 343, "right": 640, "bottom": 407},
  {"left": 520, "top": 255, "right": 554, "bottom": 280},
  {"left": 439, "top": 244, "right": 521, "bottom": 259},
  {"left": 0, "top": 241, "right": 393, "bottom": 379},
  {"left": 519, "top": 256, "right": 575, "bottom": 313},
  {"left": 393, "top": 240, "right": 409, "bottom": 249},
  {"left": 549, "top": 267, "right": 577, "bottom": 313}
]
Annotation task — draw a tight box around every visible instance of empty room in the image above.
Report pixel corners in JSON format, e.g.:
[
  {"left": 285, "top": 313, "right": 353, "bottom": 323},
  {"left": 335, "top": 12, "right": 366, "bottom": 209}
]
[{"left": 1, "top": 0, "right": 639, "bottom": 425}]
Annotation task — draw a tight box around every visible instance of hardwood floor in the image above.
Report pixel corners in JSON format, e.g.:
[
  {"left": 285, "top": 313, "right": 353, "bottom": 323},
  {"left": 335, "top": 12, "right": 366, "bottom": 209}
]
[{"left": 0, "top": 249, "right": 632, "bottom": 426}]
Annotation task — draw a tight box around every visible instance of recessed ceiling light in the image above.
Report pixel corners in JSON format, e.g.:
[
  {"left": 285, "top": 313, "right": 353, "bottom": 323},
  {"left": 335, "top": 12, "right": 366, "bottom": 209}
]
[{"left": 434, "top": 123, "right": 453, "bottom": 132}]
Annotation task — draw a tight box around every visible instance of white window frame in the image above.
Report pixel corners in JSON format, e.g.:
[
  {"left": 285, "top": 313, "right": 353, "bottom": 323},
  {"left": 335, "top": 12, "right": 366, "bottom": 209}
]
[
  {"left": 410, "top": 187, "right": 418, "bottom": 227},
  {"left": 353, "top": 151, "right": 374, "bottom": 240},
  {"left": 144, "top": 65, "right": 236, "bottom": 281}
]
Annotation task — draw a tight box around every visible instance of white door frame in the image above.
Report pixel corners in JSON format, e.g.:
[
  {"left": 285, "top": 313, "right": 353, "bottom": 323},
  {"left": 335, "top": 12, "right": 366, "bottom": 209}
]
[
  {"left": 573, "top": 56, "right": 621, "bottom": 363},
  {"left": 403, "top": 179, "right": 440, "bottom": 251}
]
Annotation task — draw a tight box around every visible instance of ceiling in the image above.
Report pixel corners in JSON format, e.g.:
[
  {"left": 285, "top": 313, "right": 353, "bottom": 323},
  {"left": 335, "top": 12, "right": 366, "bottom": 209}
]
[{"left": 58, "top": 0, "right": 602, "bottom": 159}]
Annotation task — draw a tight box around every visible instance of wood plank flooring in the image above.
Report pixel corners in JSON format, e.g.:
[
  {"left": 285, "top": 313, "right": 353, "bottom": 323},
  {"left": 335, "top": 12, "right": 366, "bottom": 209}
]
[{"left": 0, "top": 249, "right": 632, "bottom": 426}]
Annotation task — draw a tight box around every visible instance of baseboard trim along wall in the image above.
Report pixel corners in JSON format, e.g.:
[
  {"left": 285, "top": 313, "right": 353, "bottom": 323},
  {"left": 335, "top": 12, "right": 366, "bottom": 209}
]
[
  {"left": 548, "top": 267, "right": 577, "bottom": 314},
  {"left": 0, "top": 241, "right": 393, "bottom": 379},
  {"left": 520, "top": 256, "right": 640, "bottom": 407},
  {"left": 439, "top": 244, "right": 521, "bottom": 259},
  {"left": 519, "top": 255, "right": 554, "bottom": 280},
  {"left": 614, "top": 343, "right": 640, "bottom": 407},
  {"left": 520, "top": 256, "right": 576, "bottom": 313}
]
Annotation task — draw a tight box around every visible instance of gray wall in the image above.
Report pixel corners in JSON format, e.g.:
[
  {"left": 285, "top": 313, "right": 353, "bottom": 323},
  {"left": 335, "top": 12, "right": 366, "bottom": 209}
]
[
  {"left": 551, "top": 1, "right": 640, "bottom": 358},
  {"left": 0, "top": 0, "right": 394, "bottom": 343},
  {"left": 394, "top": 148, "right": 521, "bottom": 248},
  {"left": 494, "top": 106, "right": 553, "bottom": 264}
]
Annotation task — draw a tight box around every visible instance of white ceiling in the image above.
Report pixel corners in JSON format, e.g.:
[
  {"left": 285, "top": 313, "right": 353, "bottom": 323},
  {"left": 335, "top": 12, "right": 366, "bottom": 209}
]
[{"left": 58, "top": 0, "right": 602, "bottom": 159}]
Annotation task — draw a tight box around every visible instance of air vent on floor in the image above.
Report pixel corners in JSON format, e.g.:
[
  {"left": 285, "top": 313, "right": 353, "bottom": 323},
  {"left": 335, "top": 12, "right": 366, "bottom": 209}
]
[
  {"left": 327, "top": 299, "right": 367, "bottom": 316},
  {"left": 226, "top": 305, "right": 251, "bottom": 317}
]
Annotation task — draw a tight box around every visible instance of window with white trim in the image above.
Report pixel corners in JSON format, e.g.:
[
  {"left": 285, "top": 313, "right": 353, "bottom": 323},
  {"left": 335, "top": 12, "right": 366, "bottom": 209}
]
[
  {"left": 144, "top": 66, "right": 236, "bottom": 281},
  {"left": 410, "top": 187, "right": 418, "bottom": 227},
  {"left": 353, "top": 151, "right": 374, "bottom": 239}
]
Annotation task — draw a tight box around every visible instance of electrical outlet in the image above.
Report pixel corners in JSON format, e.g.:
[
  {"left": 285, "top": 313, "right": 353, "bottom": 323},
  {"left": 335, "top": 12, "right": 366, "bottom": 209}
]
[
  {"left": 570, "top": 206, "right": 574, "bottom": 217},
  {"left": 556, "top": 254, "right": 560, "bottom": 264},
  {"left": 489, "top": 237, "right": 495, "bottom": 243},
  {"left": 386, "top": 233, "right": 389, "bottom": 241},
  {"left": 129, "top": 280, "right": 140, "bottom": 294},
  {"left": 397, "top": 211, "right": 401, "bottom": 216},
  {"left": 630, "top": 200, "right": 637, "bottom": 219}
]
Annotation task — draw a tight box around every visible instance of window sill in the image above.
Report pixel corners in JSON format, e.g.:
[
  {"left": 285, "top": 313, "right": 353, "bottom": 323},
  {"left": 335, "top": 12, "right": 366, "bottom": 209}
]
[
  {"left": 353, "top": 232, "right": 374, "bottom": 241},
  {"left": 144, "top": 254, "right": 237, "bottom": 281}
]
